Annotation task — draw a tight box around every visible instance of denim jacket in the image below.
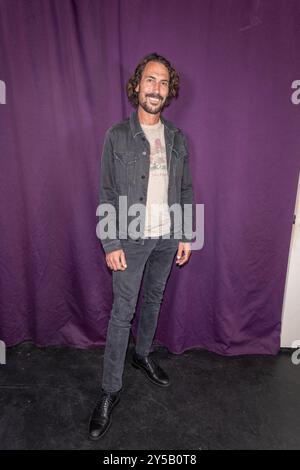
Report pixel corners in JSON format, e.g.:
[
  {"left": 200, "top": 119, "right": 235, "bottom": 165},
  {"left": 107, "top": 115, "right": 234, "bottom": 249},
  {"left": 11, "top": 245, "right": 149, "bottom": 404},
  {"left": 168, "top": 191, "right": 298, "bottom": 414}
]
[{"left": 98, "top": 110, "right": 194, "bottom": 254}]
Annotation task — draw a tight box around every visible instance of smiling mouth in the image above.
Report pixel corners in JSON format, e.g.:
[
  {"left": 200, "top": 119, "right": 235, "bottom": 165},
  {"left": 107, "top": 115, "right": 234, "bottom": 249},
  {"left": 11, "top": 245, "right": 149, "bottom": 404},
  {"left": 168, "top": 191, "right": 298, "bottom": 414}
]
[{"left": 148, "top": 97, "right": 161, "bottom": 104}]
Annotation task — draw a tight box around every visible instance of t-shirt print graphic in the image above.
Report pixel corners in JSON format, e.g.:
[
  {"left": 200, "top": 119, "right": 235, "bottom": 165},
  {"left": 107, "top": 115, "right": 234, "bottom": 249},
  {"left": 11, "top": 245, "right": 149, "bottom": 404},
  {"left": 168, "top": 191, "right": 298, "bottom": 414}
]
[{"left": 149, "top": 138, "right": 167, "bottom": 175}]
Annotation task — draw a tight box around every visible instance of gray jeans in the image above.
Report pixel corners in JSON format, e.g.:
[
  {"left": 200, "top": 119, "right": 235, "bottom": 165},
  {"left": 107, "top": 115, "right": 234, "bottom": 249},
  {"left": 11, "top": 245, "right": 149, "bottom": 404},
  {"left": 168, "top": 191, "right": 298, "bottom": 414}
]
[{"left": 101, "top": 236, "right": 179, "bottom": 393}]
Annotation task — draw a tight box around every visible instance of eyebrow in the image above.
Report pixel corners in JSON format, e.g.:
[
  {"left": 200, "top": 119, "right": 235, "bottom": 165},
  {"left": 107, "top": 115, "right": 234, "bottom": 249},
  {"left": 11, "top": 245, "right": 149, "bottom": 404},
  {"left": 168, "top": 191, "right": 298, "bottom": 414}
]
[{"left": 145, "top": 75, "right": 169, "bottom": 83}]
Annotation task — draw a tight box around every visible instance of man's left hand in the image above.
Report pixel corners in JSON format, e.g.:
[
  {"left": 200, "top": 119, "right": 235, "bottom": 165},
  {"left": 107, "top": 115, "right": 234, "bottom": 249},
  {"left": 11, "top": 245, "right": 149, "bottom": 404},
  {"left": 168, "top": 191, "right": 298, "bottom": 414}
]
[{"left": 176, "top": 242, "right": 192, "bottom": 267}]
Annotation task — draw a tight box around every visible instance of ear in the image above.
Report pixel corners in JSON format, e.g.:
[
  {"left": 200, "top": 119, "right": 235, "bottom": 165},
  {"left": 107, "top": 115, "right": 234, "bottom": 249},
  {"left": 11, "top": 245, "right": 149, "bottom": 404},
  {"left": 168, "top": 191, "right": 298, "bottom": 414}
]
[{"left": 135, "top": 84, "right": 139, "bottom": 93}]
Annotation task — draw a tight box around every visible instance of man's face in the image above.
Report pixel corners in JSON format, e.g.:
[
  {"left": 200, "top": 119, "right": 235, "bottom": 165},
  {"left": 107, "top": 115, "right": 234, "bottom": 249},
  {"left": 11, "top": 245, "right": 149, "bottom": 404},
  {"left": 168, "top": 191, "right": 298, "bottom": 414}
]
[{"left": 135, "top": 61, "right": 170, "bottom": 115}]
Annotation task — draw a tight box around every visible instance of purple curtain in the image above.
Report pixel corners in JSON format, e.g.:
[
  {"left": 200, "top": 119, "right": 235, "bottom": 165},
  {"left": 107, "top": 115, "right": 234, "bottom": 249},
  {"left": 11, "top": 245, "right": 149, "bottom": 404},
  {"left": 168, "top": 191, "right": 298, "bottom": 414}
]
[{"left": 0, "top": 0, "right": 299, "bottom": 355}]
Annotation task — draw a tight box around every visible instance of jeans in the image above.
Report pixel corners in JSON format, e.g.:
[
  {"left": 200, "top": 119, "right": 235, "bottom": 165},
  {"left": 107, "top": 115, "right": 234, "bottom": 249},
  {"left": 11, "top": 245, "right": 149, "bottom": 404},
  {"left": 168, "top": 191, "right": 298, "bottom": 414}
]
[{"left": 101, "top": 236, "right": 179, "bottom": 393}]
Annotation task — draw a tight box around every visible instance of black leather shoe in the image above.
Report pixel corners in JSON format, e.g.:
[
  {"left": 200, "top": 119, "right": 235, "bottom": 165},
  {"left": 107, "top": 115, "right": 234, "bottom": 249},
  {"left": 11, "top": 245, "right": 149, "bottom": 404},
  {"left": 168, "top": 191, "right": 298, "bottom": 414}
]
[
  {"left": 88, "top": 389, "right": 120, "bottom": 440},
  {"left": 132, "top": 352, "right": 170, "bottom": 387}
]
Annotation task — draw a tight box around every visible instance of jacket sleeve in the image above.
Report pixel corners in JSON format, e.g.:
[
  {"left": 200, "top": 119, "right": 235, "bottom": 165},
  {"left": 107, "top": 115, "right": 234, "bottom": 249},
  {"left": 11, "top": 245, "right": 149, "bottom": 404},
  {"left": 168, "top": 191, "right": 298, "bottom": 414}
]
[
  {"left": 98, "top": 129, "right": 122, "bottom": 254},
  {"left": 180, "top": 132, "right": 195, "bottom": 243}
]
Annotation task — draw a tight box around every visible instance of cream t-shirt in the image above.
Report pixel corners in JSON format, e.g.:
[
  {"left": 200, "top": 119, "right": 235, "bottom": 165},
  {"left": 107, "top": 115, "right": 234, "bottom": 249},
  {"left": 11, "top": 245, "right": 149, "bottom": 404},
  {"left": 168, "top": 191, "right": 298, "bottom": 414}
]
[{"left": 140, "top": 119, "right": 171, "bottom": 237}]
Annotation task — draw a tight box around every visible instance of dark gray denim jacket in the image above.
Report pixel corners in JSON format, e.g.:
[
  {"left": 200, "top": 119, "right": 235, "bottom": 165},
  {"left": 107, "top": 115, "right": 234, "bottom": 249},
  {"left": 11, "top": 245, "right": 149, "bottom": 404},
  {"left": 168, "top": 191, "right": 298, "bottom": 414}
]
[{"left": 98, "top": 110, "right": 194, "bottom": 254}]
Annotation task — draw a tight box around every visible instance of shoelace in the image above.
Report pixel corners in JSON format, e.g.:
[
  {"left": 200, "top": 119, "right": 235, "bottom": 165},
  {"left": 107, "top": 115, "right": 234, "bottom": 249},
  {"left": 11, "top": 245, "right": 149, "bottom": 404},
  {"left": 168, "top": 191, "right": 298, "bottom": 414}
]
[
  {"left": 94, "top": 394, "right": 115, "bottom": 418},
  {"left": 145, "top": 356, "right": 159, "bottom": 371}
]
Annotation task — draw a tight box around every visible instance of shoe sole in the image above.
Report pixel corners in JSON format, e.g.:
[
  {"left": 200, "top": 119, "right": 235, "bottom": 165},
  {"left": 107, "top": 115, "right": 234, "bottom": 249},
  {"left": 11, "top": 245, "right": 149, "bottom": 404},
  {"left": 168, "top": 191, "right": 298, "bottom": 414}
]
[
  {"left": 131, "top": 361, "right": 170, "bottom": 387},
  {"left": 88, "top": 395, "right": 120, "bottom": 441}
]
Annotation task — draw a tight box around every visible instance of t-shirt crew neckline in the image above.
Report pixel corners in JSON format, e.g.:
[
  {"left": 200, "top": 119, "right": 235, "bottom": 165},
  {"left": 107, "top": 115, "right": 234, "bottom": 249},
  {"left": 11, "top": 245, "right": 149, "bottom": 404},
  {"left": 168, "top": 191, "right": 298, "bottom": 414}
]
[{"left": 140, "top": 119, "right": 163, "bottom": 130}]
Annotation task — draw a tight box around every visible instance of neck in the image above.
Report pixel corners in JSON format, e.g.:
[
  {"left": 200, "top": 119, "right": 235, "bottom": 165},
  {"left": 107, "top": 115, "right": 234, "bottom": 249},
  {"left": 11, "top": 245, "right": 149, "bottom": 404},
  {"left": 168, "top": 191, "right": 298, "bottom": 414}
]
[{"left": 137, "top": 106, "right": 161, "bottom": 126}]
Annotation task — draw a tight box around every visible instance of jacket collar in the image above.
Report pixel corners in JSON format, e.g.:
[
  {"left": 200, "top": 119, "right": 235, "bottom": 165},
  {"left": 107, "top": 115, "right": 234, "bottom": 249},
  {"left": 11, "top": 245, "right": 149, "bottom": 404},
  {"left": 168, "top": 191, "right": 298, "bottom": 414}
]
[{"left": 129, "top": 109, "right": 178, "bottom": 138}]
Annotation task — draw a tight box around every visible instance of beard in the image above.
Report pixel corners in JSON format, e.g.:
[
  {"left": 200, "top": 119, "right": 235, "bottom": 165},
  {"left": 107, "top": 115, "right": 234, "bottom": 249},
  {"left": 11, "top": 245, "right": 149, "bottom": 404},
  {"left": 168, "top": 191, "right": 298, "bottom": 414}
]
[{"left": 139, "top": 95, "right": 165, "bottom": 114}]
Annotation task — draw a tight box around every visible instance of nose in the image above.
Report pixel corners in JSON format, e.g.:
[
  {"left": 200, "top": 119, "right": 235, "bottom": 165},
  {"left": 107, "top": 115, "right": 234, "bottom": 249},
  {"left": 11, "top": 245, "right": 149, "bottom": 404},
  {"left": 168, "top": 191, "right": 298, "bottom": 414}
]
[{"left": 153, "top": 82, "right": 161, "bottom": 95}]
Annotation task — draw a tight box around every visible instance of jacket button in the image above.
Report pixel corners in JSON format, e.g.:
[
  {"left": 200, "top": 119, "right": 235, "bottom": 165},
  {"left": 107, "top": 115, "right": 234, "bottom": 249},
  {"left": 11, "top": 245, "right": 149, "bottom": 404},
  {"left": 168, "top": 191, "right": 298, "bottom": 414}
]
[
  {"left": 141, "top": 175, "right": 145, "bottom": 179},
  {"left": 139, "top": 197, "right": 143, "bottom": 201},
  {"left": 142, "top": 151, "right": 146, "bottom": 155}
]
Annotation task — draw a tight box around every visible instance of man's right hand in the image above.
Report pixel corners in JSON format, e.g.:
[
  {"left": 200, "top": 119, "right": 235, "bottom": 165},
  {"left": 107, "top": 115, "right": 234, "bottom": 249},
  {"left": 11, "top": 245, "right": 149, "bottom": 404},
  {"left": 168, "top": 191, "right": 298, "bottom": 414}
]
[{"left": 105, "top": 249, "right": 127, "bottom": 271}]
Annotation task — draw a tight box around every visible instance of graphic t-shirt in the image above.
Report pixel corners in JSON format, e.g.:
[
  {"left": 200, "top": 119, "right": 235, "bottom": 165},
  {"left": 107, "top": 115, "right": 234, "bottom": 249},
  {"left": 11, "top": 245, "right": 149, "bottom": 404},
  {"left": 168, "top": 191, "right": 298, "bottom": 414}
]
[{"left": 140, "top": 119, "right": 171, "bottom": 237}]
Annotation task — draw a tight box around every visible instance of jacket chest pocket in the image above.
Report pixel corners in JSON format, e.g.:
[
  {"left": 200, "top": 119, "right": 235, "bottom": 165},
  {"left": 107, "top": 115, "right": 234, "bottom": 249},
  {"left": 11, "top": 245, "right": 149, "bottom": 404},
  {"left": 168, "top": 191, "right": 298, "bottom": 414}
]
[
  {"left": 114, "top": 151, "right": 137, "bottom": 189},
  {"left": 172, "top": 147, "right": 185, "bottom": 178}
]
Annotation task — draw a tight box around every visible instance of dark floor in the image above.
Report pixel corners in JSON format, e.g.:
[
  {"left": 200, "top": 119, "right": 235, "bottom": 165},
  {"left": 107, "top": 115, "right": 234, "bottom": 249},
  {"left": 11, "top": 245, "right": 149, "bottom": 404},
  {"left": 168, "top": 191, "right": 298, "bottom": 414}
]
[{"left": 0, "top": 340, "right": 299, "bottom": 450}]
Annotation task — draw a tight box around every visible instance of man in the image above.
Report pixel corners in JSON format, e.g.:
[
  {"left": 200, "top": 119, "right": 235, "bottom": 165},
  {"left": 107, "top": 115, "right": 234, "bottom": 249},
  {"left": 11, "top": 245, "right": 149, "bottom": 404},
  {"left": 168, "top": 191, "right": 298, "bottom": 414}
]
[{"left": 89, "top": 53, "right": 194, "bottom": 440}]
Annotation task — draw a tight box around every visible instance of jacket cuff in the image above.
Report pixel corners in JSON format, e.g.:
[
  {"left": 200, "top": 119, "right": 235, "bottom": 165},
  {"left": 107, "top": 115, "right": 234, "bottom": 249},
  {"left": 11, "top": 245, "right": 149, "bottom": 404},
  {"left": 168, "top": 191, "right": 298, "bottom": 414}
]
[{"left": 101, "top": 239, "right": 122, "bottom": 254}]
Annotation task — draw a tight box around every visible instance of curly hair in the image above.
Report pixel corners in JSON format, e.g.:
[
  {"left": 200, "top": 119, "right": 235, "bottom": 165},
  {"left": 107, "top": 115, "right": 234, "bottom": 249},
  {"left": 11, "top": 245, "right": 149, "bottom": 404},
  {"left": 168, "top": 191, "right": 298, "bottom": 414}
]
[{"left": 126, "top": 53, "right": 180, "bottom": 109}]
